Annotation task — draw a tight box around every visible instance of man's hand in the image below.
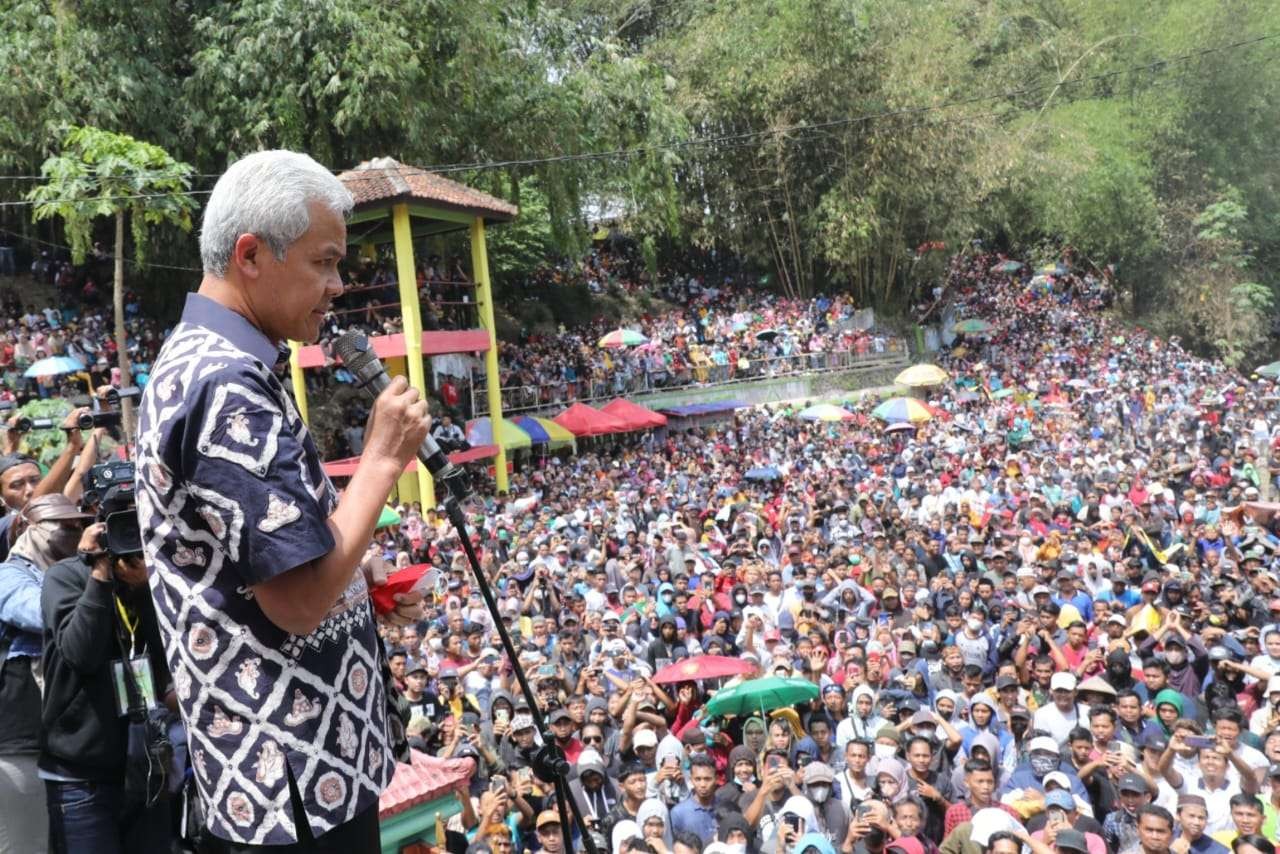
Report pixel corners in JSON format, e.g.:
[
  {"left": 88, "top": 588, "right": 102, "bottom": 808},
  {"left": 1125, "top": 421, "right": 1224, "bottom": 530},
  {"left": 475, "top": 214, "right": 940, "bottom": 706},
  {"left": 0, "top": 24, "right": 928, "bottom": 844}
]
[
  {"left": 363, "top": 543, "right": 424, "bottom": 626},
  {"left": 3, "top": 415, "right": 20, "bottom": 454},
  {"left": 61, "top": 406, "right": 90, "bottom": 451},
  {"left": 362, "top": 376, "right": 431, "bottom": 470},
  {"left": 78, "top": 521, "right": 106, "bottom": 556}
]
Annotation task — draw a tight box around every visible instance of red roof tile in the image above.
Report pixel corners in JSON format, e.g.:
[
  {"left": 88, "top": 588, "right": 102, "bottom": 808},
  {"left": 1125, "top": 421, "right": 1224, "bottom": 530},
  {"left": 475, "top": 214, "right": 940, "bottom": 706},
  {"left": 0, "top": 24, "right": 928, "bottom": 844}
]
[
  {"left": 379, "top": 751, "right": 475, "bottom": 819},
  {"left": 339, "top": 158, "right": 518, "bottom": 221}
]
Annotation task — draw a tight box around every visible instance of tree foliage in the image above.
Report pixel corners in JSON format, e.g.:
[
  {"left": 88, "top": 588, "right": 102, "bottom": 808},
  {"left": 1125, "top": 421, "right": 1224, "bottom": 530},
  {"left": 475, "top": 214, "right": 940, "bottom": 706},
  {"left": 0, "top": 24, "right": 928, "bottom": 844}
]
[{"left": 0, "top": 0, "right": 1275, "bottom": 359}]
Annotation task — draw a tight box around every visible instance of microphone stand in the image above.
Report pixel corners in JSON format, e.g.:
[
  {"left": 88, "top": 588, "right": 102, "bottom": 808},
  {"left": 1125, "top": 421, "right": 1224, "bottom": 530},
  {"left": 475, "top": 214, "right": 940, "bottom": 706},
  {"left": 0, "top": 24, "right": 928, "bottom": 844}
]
[{"left": 433, "top": 469, "right": 601, "bottom": 854}]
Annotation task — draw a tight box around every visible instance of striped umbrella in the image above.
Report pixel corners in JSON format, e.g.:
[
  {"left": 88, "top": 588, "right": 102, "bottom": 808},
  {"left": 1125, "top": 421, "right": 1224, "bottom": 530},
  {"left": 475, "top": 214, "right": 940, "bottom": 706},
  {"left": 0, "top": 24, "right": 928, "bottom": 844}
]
[
  {"left": 466, "top": 417, "right": 533, "bottom": 451},
  {"left": 597, "top": 329, "right": 648, "bottom": 348},
  {"left": 872, "top": 397, "right": 934, "bottom": 423},
  {"left": 796, "top": 403, "right": 855, "bottom": 422}
]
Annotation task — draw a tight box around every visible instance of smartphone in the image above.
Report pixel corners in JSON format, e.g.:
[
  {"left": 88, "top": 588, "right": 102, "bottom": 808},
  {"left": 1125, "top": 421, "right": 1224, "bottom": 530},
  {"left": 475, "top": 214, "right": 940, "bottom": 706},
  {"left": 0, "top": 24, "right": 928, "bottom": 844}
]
[
  {"left": 1184, "top": 735, "right": 1217, "bottom": 750},
  {"left": 537, "top": 664, "right": 556, "bottom": 677},
  {"left": 783, "top": 814, "right": 803, "bottom": 834},
  {"left": 517, "top": 767, "right": 534, "bottom": 787},
  {"left": 490, "top": 776, "right": 507, "bottom": 793},
  {"left": 1047, "top": 807, "right": 1068, "bottom": 825},
  {"left": 767, "top": 755, "right": 783, "bottom": 771},
  {"left": 494, "top": 708, "right": 510, "bottom": 727},
  {"left": 856, "top": 804, "right": 875, "bottom": 820}
]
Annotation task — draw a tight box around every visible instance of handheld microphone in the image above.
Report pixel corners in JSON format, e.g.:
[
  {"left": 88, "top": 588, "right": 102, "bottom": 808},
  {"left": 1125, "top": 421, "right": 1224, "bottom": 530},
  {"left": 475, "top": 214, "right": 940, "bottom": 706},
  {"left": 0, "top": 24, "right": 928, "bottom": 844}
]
[{"left": 332, "top": 331, "right": 471, "bottom": 503}]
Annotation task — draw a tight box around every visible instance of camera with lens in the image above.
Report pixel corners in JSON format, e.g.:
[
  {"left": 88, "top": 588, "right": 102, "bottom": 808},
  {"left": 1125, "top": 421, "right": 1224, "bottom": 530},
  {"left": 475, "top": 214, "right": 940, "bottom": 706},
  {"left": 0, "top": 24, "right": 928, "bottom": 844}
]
[{"left": 81, "top": 460, "right": 141, "bottom": 556}]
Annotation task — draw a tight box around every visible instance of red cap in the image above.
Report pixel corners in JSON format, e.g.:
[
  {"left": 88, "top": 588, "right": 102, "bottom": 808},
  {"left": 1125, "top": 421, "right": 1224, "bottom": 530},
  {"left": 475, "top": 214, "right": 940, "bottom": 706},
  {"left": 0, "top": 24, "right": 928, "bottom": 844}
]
[
  {"left": 764, "top": 628, "right": 781, "bottom": 642},
  {"left": 1141, "top": 580, "right": 1160, "bottom": 593}
]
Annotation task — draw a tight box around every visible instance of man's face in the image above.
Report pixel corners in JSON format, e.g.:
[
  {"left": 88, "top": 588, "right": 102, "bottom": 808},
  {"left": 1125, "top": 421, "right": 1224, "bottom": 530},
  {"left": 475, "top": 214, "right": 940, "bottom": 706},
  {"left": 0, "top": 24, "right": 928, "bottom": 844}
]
[
  {"left": 907, "top": 742, "right": 932, "bottom": 774},
  {"left": 246, "top": 200, "right": 346, "bottom": 343},
  {"left": 405, "top": 671, "right": 427, "bottom": 694},
  {"left": 624, "top": 772, "right": 647, "bottom": 800},
  {"left": 847, "top": 742, "right": 869, "bottom": 773},
  {"left": 0, "top": 463, "right": 39, "bottom": 510},
  {"left": 1136, "top": 813, "right": 1171, "bottom": 853},
  {"left": 1213, "top": 719, "right": 1240, "bottom": 749},
  {"left": 1090, "top": 715, "right": 1115, "bottom": 744},
  {"left": 1053, "top": 688, "right": 1076, "bottom": 712},
  {"left": 1034, "top": 661, "right": 1055, "bottom": 686},
  {"left": 1119, "top": 788, "right": 1149, "bottom": 815},
  {"left": 536, "top": 822, "right": 563, "bottom": 853},
  {"left": 690, "top": 764, "right": 716, "bottom": 799},
  {"left": 1070, "top": 738, "right": 1092, "bottom": 765},
  {"left": 1144, "top": 666, "right": 1167, "bottom": 692},
  {"left": 1228, "top": 802, "right": 1261, "bottom": 834},
  {"left": 1178, "top": 805, "right": 1207, "bottom": 840},
  {"left": 388, "top": 655, "right": 406, "bottom": 678}
]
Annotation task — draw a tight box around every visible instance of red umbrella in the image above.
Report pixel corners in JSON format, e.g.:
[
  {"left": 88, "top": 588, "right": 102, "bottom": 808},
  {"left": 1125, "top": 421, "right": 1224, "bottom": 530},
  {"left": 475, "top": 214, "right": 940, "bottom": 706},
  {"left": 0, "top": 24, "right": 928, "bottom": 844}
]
[{"left": 652, "top": 655, "right": 756, "bottom": 684}]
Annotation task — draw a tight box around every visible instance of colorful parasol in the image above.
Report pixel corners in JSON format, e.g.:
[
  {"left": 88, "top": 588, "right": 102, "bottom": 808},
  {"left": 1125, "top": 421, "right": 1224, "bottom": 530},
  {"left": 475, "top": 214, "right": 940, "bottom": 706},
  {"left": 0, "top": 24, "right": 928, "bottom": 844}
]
[
  {"left": 872, "top": 397, "right": 934, "bottom": 423},
  {"left": 597, "top": 328, "right": 649, "bottom": 348},
  {"left": 796, "top": 403, "right": 855, "bottom": 422}
]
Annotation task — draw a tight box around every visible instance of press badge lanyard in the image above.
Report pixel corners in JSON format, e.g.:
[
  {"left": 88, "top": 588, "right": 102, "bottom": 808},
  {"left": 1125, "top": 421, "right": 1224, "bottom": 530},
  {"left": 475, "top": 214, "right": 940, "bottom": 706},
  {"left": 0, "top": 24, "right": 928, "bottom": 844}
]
[{"left": 115, "top": 595, "right": 140, "bottom": 656}]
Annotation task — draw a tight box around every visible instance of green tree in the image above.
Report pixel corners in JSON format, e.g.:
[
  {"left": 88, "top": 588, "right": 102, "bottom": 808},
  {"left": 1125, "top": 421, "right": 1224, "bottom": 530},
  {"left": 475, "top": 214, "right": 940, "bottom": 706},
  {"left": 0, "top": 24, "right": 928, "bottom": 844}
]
[{"left": 28, "top": 126, "right": 196, "bottom": 434}]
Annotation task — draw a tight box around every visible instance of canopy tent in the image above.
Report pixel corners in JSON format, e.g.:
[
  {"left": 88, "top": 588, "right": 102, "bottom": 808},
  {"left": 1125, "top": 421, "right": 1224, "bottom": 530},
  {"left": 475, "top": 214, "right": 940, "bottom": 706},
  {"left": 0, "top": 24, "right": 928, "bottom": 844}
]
[
  {"left": 601, "top": 398, "right": 667, "bottom": 430},
  {"left": 512, "top": 415, "right": 577, "bottom": 450},
  {"left": 552, "top": 403, "right": 629, "bottom": 437},
  {"left": 321, "top": 444, "right": 497, "bottom": 478}
]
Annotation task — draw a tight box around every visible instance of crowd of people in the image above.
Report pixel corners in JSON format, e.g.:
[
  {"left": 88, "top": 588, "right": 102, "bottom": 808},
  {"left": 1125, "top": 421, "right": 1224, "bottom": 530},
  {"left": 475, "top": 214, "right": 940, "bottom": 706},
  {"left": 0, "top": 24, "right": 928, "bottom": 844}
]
[
  {"left": 1, "top": 234, "right": 1280, "bottom": 854},
  {"left": 359, "top": 253, "right": 1280, "bottom": 854},
  {"left": 0, "top": 248, "right": 164, "bottom": 407}
]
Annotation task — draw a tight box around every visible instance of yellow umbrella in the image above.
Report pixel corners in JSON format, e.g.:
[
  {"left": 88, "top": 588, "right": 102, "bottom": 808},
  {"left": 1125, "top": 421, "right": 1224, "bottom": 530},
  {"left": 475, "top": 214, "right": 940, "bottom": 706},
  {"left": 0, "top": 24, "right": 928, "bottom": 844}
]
[
  {"left": 527, "top": 416, "right": 578, "bottom": 451},
  {"left": 894, "top": 364, "right": 949, "bottom": 387}
]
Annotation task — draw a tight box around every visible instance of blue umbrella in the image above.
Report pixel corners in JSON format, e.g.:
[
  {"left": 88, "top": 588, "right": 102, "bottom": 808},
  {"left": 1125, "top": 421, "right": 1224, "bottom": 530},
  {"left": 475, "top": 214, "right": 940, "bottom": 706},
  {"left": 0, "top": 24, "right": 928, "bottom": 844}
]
[
  {"left": 23, "top": 355, "right": 85, "bottom": 378},
  {"left": 744, "top": 466, "right": 782, "bottom": 481}
]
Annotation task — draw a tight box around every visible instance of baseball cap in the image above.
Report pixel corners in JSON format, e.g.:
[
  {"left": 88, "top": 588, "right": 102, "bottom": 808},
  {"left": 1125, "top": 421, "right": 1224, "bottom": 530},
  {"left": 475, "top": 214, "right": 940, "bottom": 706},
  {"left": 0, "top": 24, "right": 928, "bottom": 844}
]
[
  {"left": 803, "top": 762, "right": 835, "bottom": 785},
  {"left": 547, "top": 707, "right": 571, "bottom": 724},
  {"left": 995, "top": 675, "right": 1018, "bottom": 691},
  {"left": 1140, "top": 731, "right": 1168, "bottom": 751},
  {"left": 1141, "top": 580, "right": 1160, "bottom": 593},
  {"left": 1043, "top": 771, "right": 1071, "bottom": 791},
  {"left": 632, "top": 728, "right": 658, "bottom": 748},
  {"left": 404, "top": 657, "right": 428, "bottom": 675},
  {"left": 1050, "top": 672, "right": 1077, "bottom": 692},
  {"left": 510, "top": 714, "right": 535, "bottom": 733},
  {"left": 1009, "top": 705, "right": 1031, "bottom": 720},
  {"left": 535, "top": 810, "right": 561, "bottom": 829},
  {"left": 1056, "top": 829, "right": 1088, "bottom": 853},
  {"left": 1029, "top": 736, "right": 1060, "bottom": 755},
  {"left": 1117, "top": 772, "right": 1149, "bottom": 794},
  {"left": 1045, "top": 790, "right": 1074, "bottom": 810},
  {"left": 910, "top": 710, "right": 936, "bottom": 727}
]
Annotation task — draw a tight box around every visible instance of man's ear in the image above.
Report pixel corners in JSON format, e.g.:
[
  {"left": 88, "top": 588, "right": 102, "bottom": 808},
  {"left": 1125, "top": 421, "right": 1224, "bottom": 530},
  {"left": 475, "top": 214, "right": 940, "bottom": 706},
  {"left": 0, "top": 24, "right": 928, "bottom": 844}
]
[{"left": 231, "top": 233, "right": 265, "bottom": 280}]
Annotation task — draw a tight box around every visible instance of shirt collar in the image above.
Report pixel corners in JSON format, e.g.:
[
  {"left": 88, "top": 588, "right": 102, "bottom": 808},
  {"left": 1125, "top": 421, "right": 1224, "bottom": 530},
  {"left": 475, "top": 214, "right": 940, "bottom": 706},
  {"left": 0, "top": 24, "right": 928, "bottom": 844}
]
[{"left": 180, "top": 293, "right": 285, "bottom": 367}]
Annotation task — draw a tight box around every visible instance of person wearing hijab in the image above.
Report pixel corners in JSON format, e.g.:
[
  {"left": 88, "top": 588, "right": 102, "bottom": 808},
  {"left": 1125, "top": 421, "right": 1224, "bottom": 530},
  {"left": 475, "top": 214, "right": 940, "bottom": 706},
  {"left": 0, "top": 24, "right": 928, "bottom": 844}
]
[
  {"left": 872, "top": 756, "right": 911, "bottom": 804},
  {"left": 0, "top": 494, "right": 94, "bottom": 854}
]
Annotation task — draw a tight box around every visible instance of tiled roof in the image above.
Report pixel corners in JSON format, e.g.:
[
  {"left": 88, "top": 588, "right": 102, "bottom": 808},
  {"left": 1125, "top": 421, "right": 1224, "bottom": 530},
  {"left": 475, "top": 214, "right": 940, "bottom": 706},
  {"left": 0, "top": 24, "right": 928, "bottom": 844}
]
[
  {"left": 339, "top": 157, "right": 518, "bottom": 221},
  {"left": 379, "top": 751, "right": 475, "bottom": 819}
]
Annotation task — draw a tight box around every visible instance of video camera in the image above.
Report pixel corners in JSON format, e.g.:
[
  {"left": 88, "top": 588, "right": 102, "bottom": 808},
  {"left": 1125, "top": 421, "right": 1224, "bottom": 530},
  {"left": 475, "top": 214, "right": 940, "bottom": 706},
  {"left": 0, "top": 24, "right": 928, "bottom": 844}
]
[
  {"left": 82, "top": 460, "right": 141, "bottom": 556},
  {"left": 0, "top": 386, "right": 139, "bottom": 435}
]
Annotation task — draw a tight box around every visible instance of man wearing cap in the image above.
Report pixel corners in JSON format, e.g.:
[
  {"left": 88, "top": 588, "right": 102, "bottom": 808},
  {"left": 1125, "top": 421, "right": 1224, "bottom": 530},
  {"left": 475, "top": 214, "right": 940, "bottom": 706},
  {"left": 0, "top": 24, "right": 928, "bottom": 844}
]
[
  {"left": 0, "top": 494, "right": 97, "bottom": 851},
  {"left": 999, "top": 736, "right": 1090, "bottom": 806},
  {"left": 1035, "top": 672, "right": 1088, "bottom": 743},
  {"left": 1031, "top": 790, "right": 1105, "bottom": 854},
  {"left": 1171, "top": 793, "right": 1229, "bottom": 854},
  {"left": 532, "top": 809, "right": 564, "bottom": 854},
  {"left": 1103, "top": 772, "right": 1154, "bottom": 854}
]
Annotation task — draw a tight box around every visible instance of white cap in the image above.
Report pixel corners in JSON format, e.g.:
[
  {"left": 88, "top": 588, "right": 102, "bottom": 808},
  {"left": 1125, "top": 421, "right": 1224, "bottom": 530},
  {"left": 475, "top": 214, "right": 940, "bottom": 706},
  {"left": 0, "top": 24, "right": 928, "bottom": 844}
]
[
  {"left": 970, "top": 808, "right": 1021, "bottom": 846},
  {"left": 1043, "top": 771, "right": 1071, "bottom": 790},
  {"left": 1050, "top": 672, "right": 1077, "bottom": 692},
  {"left": 632, "top": 728, "right": 658, "bottom": 748},
  {"left": 1029, "top": 736, "right": 1060, "bottom": 755}
]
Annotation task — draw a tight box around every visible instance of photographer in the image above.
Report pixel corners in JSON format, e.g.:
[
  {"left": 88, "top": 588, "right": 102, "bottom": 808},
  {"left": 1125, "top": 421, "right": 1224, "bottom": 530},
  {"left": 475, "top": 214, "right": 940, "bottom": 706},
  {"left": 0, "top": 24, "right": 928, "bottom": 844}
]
[
  {"left": 39, "top": 483, "right": 174, "bottom": 853},
  {"left": 0, "top": 493, "right": 97, "bottom": 854},
  {"left": 0, "top": 406, "right": 94, "bottom": 561}
]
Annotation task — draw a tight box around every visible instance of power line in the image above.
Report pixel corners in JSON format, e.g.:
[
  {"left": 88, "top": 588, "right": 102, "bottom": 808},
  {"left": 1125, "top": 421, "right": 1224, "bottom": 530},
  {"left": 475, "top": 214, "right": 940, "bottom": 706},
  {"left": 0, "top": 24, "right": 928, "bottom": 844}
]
[
  {"left": 0, "top": 226, "right": 203, "bottom": 273},
  {"left": 0, "top": 31, "right": 1274, "bottom": 206}
]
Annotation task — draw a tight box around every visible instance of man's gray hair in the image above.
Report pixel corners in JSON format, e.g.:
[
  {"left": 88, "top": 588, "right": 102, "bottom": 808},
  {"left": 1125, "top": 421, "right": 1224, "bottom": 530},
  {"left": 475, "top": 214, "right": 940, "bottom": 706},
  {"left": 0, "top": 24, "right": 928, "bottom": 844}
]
[{"left": 199, "top": 150, "right": 353, "bottom": 277}]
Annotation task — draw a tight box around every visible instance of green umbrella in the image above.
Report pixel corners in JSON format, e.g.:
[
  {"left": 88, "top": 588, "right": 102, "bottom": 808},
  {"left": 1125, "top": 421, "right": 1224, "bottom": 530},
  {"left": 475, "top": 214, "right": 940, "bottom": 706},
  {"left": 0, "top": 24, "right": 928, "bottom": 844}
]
[
  {"left": 704, "top": 676, "right": 819, "bottom": 719},
  {"left": 991, "top": 387, "right": 1015, "bottom": 400},
  {"left": 376, "top": 506, "right": 401, "bottom": 529},
  {"left": 1256, "top": 360, "right": 1280, "bottom": 379},
  {"left": 954, "top": 319, "right": 992, "bottom": 334}
]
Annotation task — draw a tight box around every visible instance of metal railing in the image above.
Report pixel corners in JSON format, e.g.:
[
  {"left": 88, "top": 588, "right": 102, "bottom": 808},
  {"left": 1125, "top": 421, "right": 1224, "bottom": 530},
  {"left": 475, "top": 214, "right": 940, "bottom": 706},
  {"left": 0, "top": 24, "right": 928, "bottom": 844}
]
[{"left": 471, "top": 340, "right": 907, "bottom": 417}]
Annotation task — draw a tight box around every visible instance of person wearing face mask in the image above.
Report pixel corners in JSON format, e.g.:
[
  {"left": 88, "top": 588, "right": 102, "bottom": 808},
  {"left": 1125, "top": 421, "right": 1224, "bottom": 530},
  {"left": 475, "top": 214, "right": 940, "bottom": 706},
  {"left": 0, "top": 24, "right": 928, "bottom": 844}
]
[
  {"left": 998, "top": 737, "right": 1091, "bottom": 808},
  {"left": 0, "top": 494, "right": 96, "bottom": 854},
  {"left": 804, "top": 761, "right": 851, "bottom": 846},
  {"left": 718, "top": 745, "right": 761, "bottom": 809}
]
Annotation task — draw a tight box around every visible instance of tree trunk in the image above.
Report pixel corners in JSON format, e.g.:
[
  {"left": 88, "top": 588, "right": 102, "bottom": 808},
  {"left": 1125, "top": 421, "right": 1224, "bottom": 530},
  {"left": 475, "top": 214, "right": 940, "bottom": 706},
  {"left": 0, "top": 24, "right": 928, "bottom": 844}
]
[{"left": 113, "top": 210, "right": 134, "bottom": 442}]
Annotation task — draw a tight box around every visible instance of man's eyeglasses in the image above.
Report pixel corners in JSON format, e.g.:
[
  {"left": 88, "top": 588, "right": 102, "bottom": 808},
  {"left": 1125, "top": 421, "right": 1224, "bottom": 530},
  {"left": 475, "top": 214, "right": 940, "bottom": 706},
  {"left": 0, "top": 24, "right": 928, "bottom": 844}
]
[{"left": 583, "top": 735, "right": 604, "bottom": 744}]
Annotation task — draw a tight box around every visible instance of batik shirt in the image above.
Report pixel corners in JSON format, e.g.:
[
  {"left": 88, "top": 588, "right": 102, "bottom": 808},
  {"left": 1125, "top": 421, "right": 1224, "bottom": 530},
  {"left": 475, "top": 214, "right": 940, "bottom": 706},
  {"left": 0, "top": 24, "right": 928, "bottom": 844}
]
[{"left": 135, "top": 293, "right": 393, "bottom": 845}]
